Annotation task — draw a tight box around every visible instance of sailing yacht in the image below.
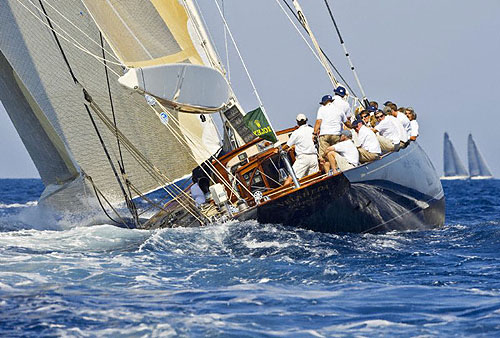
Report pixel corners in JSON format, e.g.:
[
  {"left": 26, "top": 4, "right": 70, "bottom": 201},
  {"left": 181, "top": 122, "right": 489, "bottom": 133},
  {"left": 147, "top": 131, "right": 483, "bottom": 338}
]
[
  {"left": 0, "top": 1, "right": 444, "bottom": 233},
  {"left": 441, "top": 133, "right": 469, "bottom": 180},
  {"left": 467, "top": 134, "right": 493, "bottom": 180}
]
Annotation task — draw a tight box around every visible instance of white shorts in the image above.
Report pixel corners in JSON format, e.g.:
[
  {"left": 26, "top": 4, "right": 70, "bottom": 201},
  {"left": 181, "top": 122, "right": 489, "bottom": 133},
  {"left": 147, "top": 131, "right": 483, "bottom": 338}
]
[
  {"left": 334, "top": 153, "right": 355, "bottom": 171},
  {"left": 292, "top": 154, "right": 319, "bottom": 178}
]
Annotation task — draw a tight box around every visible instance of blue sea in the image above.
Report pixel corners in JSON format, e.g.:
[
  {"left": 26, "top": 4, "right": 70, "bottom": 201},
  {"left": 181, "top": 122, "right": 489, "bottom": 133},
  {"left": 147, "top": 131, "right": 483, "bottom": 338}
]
[{"left": 0, "top": 179, "right": 499, "bottom": 337}]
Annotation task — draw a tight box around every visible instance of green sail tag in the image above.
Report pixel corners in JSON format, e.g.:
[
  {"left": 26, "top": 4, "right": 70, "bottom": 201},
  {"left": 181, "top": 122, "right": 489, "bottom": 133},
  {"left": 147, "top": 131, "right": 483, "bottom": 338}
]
[{"left": 243, "top": 107, "right": 277, "bottom": 143}]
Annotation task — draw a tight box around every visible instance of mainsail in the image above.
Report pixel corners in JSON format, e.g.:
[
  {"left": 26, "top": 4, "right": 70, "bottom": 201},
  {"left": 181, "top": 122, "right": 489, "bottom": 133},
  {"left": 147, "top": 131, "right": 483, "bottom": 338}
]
[
  {"left": 467, "top": 134, "right": 493, "bottom": 179},
  {"left": 0, "top": 0, "right": 240, "bottom": 210},
  {"left": 442, "top": 132, "right": 468, "bottom": 179}
]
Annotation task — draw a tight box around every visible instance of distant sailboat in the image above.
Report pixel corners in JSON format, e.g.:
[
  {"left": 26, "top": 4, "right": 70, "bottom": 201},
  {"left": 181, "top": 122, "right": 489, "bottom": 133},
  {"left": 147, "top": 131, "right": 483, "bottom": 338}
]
[
  {"left": 467, "top": 134, "right": 493, "bottom": 179},
  {"left": 441, "top": 132, "right": 469, "bottom": 180}
]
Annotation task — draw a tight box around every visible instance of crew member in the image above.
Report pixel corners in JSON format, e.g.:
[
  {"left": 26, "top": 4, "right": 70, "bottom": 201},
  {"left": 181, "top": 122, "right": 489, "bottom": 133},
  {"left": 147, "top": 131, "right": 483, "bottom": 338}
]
[
  {"left": 283, "top": 114, "right": 319, "bottom": 185},
  {"left": 384, "top": 105, "right": 409, "bottom": 146},
  {"left": 406, "top": 107, "right": 419, "bottom": 141},
  {"left": 313, "top": 86, "right": 351, "bottom": 172},
  {"left": 325, "top": 129, "right": 359, "bottom": 174},
  {"left": 190, "top": 178, "right": 206, "bottom": 206},
  {"left": 352, "top": 119, "right": 381, "bottom": 163},
  {"left": 373, "top": 110, "right": 400, "bottom": 152},
  {"left": 388, "top": 103, "right": 411, "bottom": 134}
]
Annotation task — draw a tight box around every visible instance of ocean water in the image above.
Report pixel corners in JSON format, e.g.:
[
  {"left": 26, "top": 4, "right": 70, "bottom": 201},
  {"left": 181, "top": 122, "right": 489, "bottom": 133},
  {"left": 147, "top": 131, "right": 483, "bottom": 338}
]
[{"left": 0, "top": 179, "right": 499, "bottom": 337}]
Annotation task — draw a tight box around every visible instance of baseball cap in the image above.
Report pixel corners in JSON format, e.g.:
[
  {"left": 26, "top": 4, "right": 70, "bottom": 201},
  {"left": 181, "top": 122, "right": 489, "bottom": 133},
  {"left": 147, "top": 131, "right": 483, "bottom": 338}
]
[
  {"left": 296, "top": 113, "right": 307, "bottom": 122},
  {"left": 351, "top": 119, "right": 363, "bottom": 129},
  {"left": 368, "top": 105, "right": 377, "bottom": 112},
  {"left": 320, "top": 95, "right": 333, "bottom": 104},
  {"left": 383, "top": 101, "right": 392, "bottom": 106},
  {"left": 334, "top": 86, "right": 346, "bottom": 97}
]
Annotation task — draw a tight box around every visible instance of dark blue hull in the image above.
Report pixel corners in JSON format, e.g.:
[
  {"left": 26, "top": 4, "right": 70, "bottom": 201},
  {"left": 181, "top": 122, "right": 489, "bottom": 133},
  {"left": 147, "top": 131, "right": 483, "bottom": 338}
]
[{"left": 248, "top": 142, "right": 445, "bottom": 233}]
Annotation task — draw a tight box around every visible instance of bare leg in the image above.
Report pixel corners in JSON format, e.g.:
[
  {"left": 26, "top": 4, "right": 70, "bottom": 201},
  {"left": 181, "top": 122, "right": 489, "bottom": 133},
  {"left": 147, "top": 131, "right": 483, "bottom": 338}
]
[
  {"left": 283, "top": 176, "right": 293, "bottom": 186},
  {"left": 326, "top": 151, "right": 338, "bottom": 173},
  {"left": 321, "top": 156, "right": 330, "bottom": 173}
]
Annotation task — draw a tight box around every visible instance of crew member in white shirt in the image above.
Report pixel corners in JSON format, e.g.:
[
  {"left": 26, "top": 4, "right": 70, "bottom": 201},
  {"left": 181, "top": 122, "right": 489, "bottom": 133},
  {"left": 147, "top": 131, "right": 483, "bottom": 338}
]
[
  {"left": 352, "top": 119, "right": 381, "bottom": 163},
  {"left": 313, "top": 86, "right": 351, "bottom": 171},
  {"left": 190, "top": 179, "right": 206, "bottom": 206},
  {"left": 325, "top": 129, "right": 359, "bottom": 174},
  {"left": 387, "top": 103, "right": 411, "bottom": 134},
  {"left": 373, "top": 111, "right": 400, "bottom": 152},
  {"left": 384, "top": 106, "right": 409, "bottom": 146},
  {"left": 283, "top": 114, "right": 319, "bottom": 185},
  {"left": 405, "top": 108, "right": 419, "bottom": 141}
]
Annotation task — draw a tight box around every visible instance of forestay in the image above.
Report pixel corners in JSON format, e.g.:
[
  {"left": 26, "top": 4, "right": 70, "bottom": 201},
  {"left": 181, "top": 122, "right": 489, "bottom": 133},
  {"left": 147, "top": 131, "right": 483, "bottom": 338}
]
[{"left": 0, "top": 0, "right": 218, "bottom": 207}]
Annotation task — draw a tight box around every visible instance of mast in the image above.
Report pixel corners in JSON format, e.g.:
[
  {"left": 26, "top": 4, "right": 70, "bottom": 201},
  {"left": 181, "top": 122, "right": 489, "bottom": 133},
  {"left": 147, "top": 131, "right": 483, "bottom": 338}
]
[
  {"left": 322, "top": 0, "right": 369, "bottom": 107},
  {"left": 291, "top": 0, "right": 339, "bottom": 89}
]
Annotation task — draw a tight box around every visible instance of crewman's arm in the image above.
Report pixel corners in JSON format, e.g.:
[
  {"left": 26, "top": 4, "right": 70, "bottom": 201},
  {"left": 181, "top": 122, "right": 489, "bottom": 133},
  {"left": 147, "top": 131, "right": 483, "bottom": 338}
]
[{"left": 313, "top": 119, "right": 322, "bottom": 138}]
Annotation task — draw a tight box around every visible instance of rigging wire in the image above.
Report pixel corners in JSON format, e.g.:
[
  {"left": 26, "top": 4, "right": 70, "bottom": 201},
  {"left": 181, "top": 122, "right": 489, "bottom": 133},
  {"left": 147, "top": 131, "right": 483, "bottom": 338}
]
[
  {"left": 84, "top": 99, "right": 139, "bottom": 227},
  {"left": 21, "top": 0, "right": 255, "bottom": 222},
  {"left": 16, "top": 0, "right": 123, "bottom": 73},
  {"left": 17, "top": 0, "right": 214, "bottom": 225},
  {"left": 212, "top": 0, "right": 264, "bottom": 108},
  {"left": 277, "top": 0, "right": 358, "bottom": 98},
  {"left": 33, "top": 0, "right": 136, "bottom": 226},
  {"left": 84, "top": 173, "right": 129, "bottom": 226},
  {"left": 221, "top": 0, "right": 231, "bottom": 82},
  {"left": 151, "top": 101, "right": 253, "bottom": 197},
  {"left": 38, "top": 0, "right": 121, "bottom": 64},
  {"left": 100, "top": 33, "right": 125, "bottom": 173},
  {"left": 85, "top": 99, "right": 206, "bottom": 224},
  {"left": 323, "top": 0, "right": 369, "bottom": 107},
  {"left": 291, "top": 0, "right": 339, "bottom": 89}
]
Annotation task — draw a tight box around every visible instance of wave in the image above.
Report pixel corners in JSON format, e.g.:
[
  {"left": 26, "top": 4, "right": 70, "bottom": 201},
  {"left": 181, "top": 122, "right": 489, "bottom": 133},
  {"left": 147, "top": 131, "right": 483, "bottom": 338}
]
[{"left": 0, "top": 201, "right": 38, "bottom": 209}]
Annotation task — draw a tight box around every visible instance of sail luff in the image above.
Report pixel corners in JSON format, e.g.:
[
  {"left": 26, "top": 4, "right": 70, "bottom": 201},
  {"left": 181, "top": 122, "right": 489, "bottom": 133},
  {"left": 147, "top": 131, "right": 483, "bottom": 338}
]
[
  {"left": 443, "top": 132, "right": 468, "bottom": 177},
  {"left": 1, "top": 0, "right": 206, "bottom": 202},
  {"left": 467, "top": 134, "right": 493, "bottom": 178}
]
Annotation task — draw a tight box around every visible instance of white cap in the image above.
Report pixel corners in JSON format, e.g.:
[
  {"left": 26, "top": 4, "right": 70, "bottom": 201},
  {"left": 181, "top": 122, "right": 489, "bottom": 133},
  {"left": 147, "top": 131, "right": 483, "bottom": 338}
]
[{"left": 296, "top": 113, "right": 307, "bottom": 122}]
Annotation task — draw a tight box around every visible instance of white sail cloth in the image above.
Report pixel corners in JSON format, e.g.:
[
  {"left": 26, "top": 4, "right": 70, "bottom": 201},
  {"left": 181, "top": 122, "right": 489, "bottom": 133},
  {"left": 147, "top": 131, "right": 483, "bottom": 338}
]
[{"left": 0, "top": 0, "right": 222, "bottom": 205}]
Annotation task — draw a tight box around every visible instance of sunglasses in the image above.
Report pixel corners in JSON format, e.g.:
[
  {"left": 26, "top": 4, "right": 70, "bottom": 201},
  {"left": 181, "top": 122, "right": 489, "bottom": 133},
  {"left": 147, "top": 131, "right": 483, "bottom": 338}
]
[{"left": 375, "top": 114, "right": 383, "bottom": 119}]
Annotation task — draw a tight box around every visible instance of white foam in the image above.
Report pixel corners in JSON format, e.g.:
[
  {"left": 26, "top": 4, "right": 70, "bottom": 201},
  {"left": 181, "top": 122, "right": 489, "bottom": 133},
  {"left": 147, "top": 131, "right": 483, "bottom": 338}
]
[{"left": 0, "top": 201, "right": 38, "bottom": 208}]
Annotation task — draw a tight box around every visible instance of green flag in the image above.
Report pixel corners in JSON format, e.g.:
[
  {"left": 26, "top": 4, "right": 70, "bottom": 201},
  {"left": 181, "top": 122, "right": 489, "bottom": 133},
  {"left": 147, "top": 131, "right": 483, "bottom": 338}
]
[{"left": 243, "top": 107, "right": 277, "bottom": 143}]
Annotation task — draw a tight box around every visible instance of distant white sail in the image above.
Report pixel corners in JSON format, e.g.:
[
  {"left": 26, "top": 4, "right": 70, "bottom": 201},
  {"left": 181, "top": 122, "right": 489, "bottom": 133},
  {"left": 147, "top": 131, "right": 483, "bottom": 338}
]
[
  {"left": 442, "top": 132, "right": 468, "bottom": 179},
  {"left": 467, "top": 134, "right": 493, "bottom": 179}
]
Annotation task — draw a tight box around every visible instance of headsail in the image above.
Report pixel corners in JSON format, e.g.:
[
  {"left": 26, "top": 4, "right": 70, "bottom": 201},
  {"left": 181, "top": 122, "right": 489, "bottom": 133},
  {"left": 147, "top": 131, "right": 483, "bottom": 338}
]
[
  {"left": 80, "top": 0, "right": 231, "bottom": 112},
  {"left": 443, "top": 132, "right": 468, "bottom": 179},
  {"left": 467, "top": 134, "right": 493, "bottom": 179},
  {"left": 0, "top": 0, "right": 218, "bottom": 207}
]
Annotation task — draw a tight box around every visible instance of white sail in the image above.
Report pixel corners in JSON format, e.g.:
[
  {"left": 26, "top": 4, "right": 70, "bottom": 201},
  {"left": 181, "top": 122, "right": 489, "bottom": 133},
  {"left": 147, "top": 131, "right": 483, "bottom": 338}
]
[
  {"left": 0, "top": 0, "right": 220, "bottom": 209},
  {"left": 442, "top": 132, "right": 468, "bottom": 179},
  {"left": 467, "top": 134, "right": 493, "bottom": 179}
]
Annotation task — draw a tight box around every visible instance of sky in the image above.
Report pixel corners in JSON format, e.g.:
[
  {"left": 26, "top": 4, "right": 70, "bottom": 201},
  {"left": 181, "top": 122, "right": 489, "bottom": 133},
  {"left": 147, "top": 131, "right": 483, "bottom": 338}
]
[{"left": 1, "top": 0, "right": 499, "bottom": 179}]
